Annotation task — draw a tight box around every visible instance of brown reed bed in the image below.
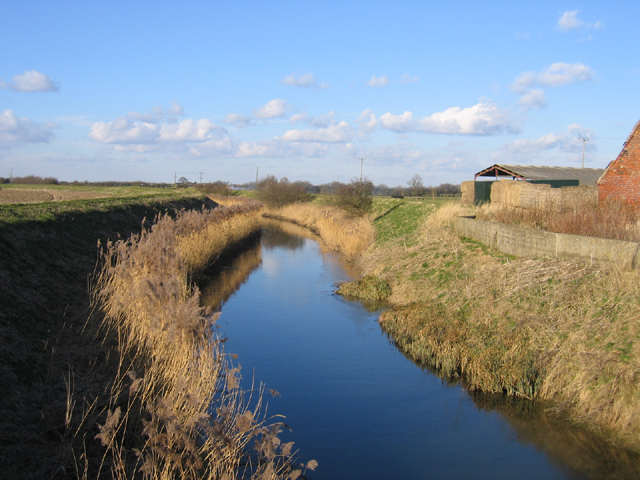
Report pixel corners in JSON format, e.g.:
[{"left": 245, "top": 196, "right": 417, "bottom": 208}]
[
  {"left": 262, "top": 203, "right": 374, "bottom": 260},
  {"left": 82, "top": 201, "right": 316, "bottom": 479},
  {"left": 353, "top": 200, "right": 640, "bottom": 451}
]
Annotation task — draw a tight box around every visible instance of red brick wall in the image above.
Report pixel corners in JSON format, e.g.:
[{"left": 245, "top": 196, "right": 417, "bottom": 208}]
[{"left": 599, "top": 124, "right": 640, "bottom": 208}]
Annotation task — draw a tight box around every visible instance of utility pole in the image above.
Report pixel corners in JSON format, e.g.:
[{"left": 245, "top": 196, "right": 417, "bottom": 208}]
[
  {"left": 359, "top": 157, "right": 364, "bottom": 182},
  {"left": 580, "top": 137, "right": 588, "bottom": 168},
  {"left": 256, "top": 167, "right": 259, "bottom": 185},
  {"left": 198, "top": 172, "right": 204, "bottom": 183},
  {"left": 10, "top": 167, "right": 12, "bottom": 184}
]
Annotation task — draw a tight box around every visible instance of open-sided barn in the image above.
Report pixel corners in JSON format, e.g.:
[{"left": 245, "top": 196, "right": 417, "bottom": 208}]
[{"left": 466, "top": 164, "right": 605, "bottom": 205}]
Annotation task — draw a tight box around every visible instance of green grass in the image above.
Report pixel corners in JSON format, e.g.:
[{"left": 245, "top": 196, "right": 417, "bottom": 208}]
[
  {"left": 0, "top": 183, "right": 174, "bottom": 195},
  {"left": 371, "top": 197, "right": 450, "bottom": 246},
  {"left": 0, "top": 191, "right": 202, "bottom": 226}
]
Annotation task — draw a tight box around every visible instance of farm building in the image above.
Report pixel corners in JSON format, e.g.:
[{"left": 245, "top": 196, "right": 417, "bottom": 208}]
[
  {"left": 598, "top": 120, "right": 640, "bottom": 208},
  {"left": 462, "top": 164, "right": 605, "bottom": 206}
]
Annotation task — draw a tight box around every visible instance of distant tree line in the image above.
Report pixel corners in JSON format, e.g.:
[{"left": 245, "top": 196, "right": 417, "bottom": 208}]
[{"left": 0, "top": 175, "right": 60, "bottom": 185}]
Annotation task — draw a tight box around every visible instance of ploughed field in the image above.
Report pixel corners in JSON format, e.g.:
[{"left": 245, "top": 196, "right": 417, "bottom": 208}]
[{"left": 0, "top": 188, "right": 111, "bottom": 203}]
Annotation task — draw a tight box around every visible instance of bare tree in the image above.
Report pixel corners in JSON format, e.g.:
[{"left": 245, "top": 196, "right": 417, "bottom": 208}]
[{"left": 407, "top": 174, "right": 426, "bottom": 196}]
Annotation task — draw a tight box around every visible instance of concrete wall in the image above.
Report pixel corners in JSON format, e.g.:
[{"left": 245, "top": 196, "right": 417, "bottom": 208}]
[{"left": 453, "top": 216, "right": 640, "bottom": 269}]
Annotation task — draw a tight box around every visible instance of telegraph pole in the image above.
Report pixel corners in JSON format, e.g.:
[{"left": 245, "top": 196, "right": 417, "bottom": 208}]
[
  {"left": 580, "top": 137, "right": 588, "bottom": 168},
  {"left": 198, "top": 172, "right": 204, "bottom": 183},
  {"left": 256, "top": 167, "right": 259, "bottom": 185},
  {"left": 360, "top": 157, "right": 365, "bottom": 182}
]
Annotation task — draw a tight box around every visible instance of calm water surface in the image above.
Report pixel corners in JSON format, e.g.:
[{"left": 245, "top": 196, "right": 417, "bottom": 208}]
[{"left": 199, "top": 221, "right": 640, "bottom": 480}]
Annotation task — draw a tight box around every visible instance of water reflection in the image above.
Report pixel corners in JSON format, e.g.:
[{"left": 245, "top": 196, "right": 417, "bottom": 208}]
[
  {"left": 200, "top": 219, "right": 640, "bottom": 479},
  {"left": 199, "top": 235, "right": 262, "bottom": 310},
  {"left": 470, "top": 392, "right": 640, "bottom": 480},
  {"left": 386, "top": 331, "right": 640, "bottom": 480}
]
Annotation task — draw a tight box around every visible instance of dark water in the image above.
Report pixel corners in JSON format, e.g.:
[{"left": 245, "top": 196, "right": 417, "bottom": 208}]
[{"left": 199, "top": 220, "right": 640, "bottom": 480}]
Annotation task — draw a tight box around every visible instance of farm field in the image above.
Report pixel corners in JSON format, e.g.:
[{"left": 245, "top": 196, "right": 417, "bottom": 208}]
[{"left": 0, "top": 183, "right": 175, "bottom": 204}]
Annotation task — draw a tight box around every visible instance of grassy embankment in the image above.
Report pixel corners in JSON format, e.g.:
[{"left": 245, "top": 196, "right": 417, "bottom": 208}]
[
  {"left": 0, "top": 188, "right": 313, "bottom": 479},
  {"left": 340, "top": 197, "right": 640, "bottom": 452}
]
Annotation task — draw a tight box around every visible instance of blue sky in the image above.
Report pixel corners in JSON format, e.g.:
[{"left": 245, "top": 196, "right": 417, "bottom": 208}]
[{"left": 1, "top": 1, "right": 639, "bottom": 187}]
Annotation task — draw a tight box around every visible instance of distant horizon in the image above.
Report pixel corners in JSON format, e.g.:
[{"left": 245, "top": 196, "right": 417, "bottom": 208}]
[{"left": 1, "top": 1, "right": 638, "bottom": 187}]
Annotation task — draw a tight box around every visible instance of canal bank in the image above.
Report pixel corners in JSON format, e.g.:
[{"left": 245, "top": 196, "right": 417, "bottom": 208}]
[
  {"left": 0, "top": 194, "right": 312, "bottom": 479},
  {"left": 347, "top": 200, "right": 640, "bottom": 455}
]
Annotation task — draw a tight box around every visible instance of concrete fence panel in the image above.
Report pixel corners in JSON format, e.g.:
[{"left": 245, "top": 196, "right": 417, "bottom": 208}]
[{"left": 452, "top": 216, "right": 640, "bottom": 269}]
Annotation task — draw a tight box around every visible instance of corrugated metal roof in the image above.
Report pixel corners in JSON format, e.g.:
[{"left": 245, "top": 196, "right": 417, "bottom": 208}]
[{"left": 474, "top": 164, "right": 605, "bottom": 186}]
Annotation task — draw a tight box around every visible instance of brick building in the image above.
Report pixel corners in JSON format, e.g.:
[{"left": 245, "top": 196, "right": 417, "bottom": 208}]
[{"left": 598, "top": 120, "right": 640, "bottom": 207}]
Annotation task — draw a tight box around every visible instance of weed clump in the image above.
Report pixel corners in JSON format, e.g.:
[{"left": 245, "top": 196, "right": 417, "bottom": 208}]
[{"left": 337, "top": 275, "right": 391, "bottom": 301}]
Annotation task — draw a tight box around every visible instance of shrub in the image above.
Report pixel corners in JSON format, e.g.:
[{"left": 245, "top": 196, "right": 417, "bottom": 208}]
[
  {"left": 256, "top": 175, "right": 312, "bottom": 207},
  {"left": 334, "top": 178, "right": 374, "bottom": 216},
  {"left": 194, "top": 180, "right": 232, "bottom": 196}
]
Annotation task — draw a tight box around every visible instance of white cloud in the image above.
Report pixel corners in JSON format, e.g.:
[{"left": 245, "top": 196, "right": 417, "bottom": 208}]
[
  {"left": 289, "top": 111, "right": 335, "bottom": 128},
  {"left": 126, "top": 102, "right": 185, "bottom": 124},
  {"left": 350, "top": 142, "right": 426, "bottom": 166},
  {"left": 511, "top": 62, "right": 595, "bottom": 109},
  {"left": 279, "top": 121, "right": 355, "bottom": 143},
  {"left": 224, "top": 113, "right": 253, "bottom": 128},
  {"left": 357, "top": 109, "right": 378, "bottom": 135},
  {"left": 367, "top": 75, "right": 390, "bottom": 87},
  {"left": 0, "top": 70, "right": 59, "bottom": 92},
  {"left": 89, "top": 115, "right": 228, "bottom": 152},
  {"left": 492, "top": 123, "right": 595, "bottom": 162},
  {"left": 167, "top": 101, "right": 184, "bottom": 116},
  {"left": 513, "top": 62, "right": 594, "bottom": 91},
  {"left": 557, "top": 10, "right": 603, "bottom": 31},
  {"left": 379, "top": 111, "right": 417, "bottom": 133},
  {"left": 359, "top": 102, "right": 519, "bottom": 136},
  {"left": 236, "top": 140, "right": 328, "bottom": 158},
  {"left": 518, "top": 89, "right": 546, "bottom": 109},
  {"left": 254, "top": 99, "right": 288, "bottom": 119},
  {"left": 400, "top": 74, "right": 419, "bottom": 84},
  {"left": 418, "top": 102, "right": 520, "bottom": 135},
  {"left": 0, "top": 109, "right": 57, "bottom": 148},
  {"left": 281, "top": 73, "right": 329, "bottom": 89}
]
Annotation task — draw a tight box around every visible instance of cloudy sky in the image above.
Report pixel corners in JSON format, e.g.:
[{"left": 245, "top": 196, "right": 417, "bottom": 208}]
[{"left": 1, "top": 1, "right": 639, "bottom": 187}]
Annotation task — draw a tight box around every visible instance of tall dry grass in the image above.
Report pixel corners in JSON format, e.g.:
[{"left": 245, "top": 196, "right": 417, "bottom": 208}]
[
  {"left": 476, "top": 201, "right": 640, "bottom": 242},
  {"left": 89, "top": 202, "right": 316, "bottom": 479},
  {"left": 263, "top": 203, "right": 374, "bottom": 260}
]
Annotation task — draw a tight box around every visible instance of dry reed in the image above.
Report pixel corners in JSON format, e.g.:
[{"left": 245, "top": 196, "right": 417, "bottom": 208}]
[
  {"left": 263, "top": 203, "right": 374, "bottom": 260},
  {"left": 90, "top": 202, "right": 316, "bottom": 479}
]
